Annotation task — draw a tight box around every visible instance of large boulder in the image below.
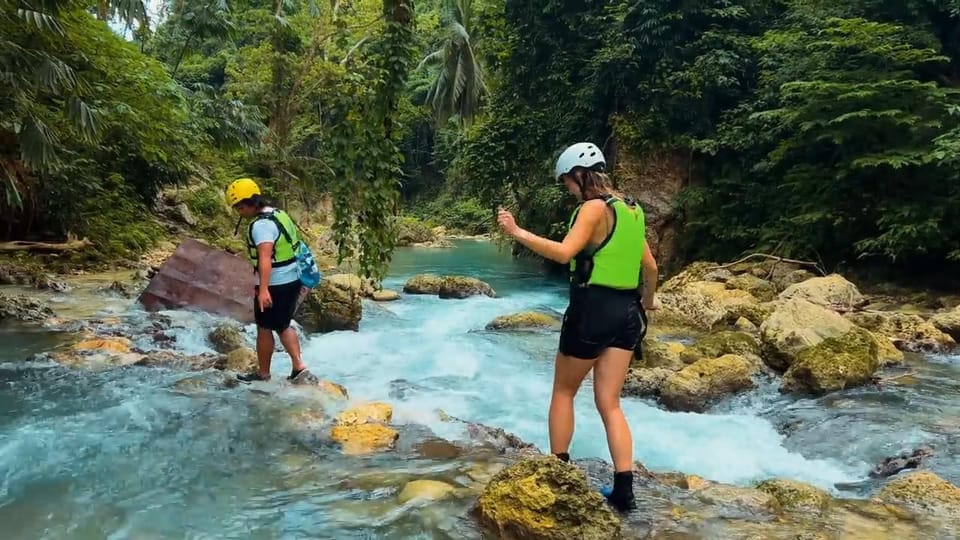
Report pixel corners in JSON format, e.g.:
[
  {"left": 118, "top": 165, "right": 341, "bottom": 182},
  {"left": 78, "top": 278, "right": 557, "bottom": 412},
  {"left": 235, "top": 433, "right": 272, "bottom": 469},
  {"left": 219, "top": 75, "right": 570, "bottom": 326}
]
[
  {"left": 403, "top": 273, "right": 443, "bottom": 295},
  {"left": 487, "top": 311, "right": 561, "bottom": 332},
  {"left": 845, "top": 311, "right": 956, "bottom": 353},
  {"left": 878, "top": 471, "right": 960, "bottom": 517},
  {"left": 298, "top": 275, "right": 362, "bottom": 333},
  {"left": 778, "top": 274, "right": 865, "bottom": 309},
  {"left": 439, "top": 276, "right": 496, "bottom": 299},
  {"left": 473, "top": 456, "right": 622, "bottom": 540},
  {"left": 655, "top": 281, "right": 760, "bottom": 331},
  {"left": 0, "top": 293, "right": 54, "bottom": 322},
  {"left": 760, "top": 298, "right": 858, "bottom": 371},
  {"left": 930, "top": 307, "right": 960, "bottom": 341},
  {"left": 780, "top": 327, "right": 880, "bottom": 395},
  {"left": 396, "top": 216, "right": 437, "bottom": 247},
  {"left": 330, "top": 402, "right": 398, "bottom": 455},
  {"left": 726, "top": 273, "right": 777, "bottom": 302},
  {"left": 660, "top": 355, "right": 757, "bottom": 412}
]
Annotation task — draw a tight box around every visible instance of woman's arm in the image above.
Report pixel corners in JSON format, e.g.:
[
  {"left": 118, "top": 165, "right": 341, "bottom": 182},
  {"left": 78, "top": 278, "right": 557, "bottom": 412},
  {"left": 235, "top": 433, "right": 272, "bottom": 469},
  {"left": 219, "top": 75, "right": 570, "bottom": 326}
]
[
  {"left": 497, "top": 200, "right": 605, "bottom": 265},
  {"left": 640, "top": 241, "right": 659, "bottom": 309}
]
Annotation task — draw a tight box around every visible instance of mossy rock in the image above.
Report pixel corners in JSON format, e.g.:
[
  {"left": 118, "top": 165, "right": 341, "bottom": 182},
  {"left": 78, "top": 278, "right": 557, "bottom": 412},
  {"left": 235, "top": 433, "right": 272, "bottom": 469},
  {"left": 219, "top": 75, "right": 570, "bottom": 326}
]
[
  {"left": 660, "top": 355, "right": 757, "bottom": 413},
  {"left": 680, "top": 331, "right": 761, "bottom": 365},
  {"left": 622, "top": 367, "right": 673, "bottom": 398},
  {"left": 396, "top": 216, "right": 437, "bottom": 247},
  {"left": 403, "top": 274, "right": 444, "bottom": 295},
  {"left": 726, "top": 274, "right": 777, "bottom": 302},
  {"left": 725, "top": 302, "right": 776, "bottom": 327},
  {"left": 760, "top": 298, "right": 855, "bottom": 372},
  {"left": 756, "top": 478, "right": 831, "bottom": 515},
  {"left": 780, "top": 327, "right": 879, "bottom": 395},
  {"left": 438, "top": 276, "right": 496, "bottom": 299},
  {"left": 845, "top": 310, "right": 956, "bottom": 353},
  {"left": 473, "top": 456, "right": 622, "bottom": 540},
  {"left": 931, "top": 307, "right": 960, "bottom": 341},
  {"left": 298, "top": 276, "right": 362, "bottom": 333},
  {"left": 487, "top": 311, "right": 561, "bottom": 331},
  {"left": 636, "top": 339, "right": 686, "bottom": 370},
  {"left": 207, "top": 323, "right": 247, "bottom": 354},
  {"left": 878, "top": 471, "right": 960, "bottom": 517}
]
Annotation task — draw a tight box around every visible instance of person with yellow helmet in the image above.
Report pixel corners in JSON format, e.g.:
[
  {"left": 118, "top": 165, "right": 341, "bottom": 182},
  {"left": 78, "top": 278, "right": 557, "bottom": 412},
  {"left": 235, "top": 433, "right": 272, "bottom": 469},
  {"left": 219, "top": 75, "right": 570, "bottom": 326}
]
[
  {"left": 225, "top": 177, "right": 311, "bottom": 383},
  {"left": 496, "top": 142, "right": 659, "bottom": 514}
]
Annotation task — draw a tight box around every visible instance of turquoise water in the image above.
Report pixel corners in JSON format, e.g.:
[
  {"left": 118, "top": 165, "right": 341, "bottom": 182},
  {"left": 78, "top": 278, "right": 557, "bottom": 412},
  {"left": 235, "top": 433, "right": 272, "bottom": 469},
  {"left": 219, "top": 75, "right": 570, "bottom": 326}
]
[{"left": 2, "top": 239, "right": 959, "bottom": 538}]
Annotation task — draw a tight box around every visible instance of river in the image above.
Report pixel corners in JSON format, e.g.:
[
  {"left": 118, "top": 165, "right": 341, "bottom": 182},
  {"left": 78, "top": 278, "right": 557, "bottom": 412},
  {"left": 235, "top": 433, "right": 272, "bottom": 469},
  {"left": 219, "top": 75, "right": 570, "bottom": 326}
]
[{"left": 1, "top": 239, "right": 959, "bottom": 538}]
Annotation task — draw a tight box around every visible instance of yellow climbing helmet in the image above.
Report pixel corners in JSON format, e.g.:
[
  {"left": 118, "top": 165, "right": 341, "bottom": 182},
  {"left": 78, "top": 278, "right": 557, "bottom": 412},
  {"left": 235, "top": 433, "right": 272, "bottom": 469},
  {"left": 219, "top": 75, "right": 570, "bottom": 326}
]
[{"left": 225, "top": 177, "right": 261, "bottom": 207}]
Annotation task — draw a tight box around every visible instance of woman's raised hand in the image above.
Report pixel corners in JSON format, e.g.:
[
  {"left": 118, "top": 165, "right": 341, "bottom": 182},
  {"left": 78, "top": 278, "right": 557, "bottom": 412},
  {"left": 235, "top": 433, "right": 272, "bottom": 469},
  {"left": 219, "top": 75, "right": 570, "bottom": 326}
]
[{"left": 496, "top": 207, "right": 520, "bottom": 237}]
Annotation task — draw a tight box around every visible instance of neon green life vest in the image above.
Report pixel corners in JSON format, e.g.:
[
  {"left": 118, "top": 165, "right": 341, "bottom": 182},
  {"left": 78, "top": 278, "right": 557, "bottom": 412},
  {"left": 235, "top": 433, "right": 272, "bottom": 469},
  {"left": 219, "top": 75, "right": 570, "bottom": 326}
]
[
  {"left": 567, "top": 196, "right": 646, "bottom": 289},
  {"left": 246, "top": 209, "right": 300, "bottom": 268}
]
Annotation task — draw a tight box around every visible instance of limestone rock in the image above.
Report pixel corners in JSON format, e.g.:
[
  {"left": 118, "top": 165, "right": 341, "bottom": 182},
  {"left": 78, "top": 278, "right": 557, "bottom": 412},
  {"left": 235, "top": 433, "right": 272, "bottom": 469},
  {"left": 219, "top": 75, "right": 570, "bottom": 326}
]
[
  {"left": 660, "top": 355, "right": 757, "bottom": 412},
  {"left": 396, "top": 217, "right": 437, "bottom": 247},
  {"left": 0, "top": 293, "right": 54, "bottom": 322},
  {"left": 878, "top": 471, "right": 960, "bottom": 517},
  {"left": 637, "top": 340, "right": 686, "bottom": 371},
  {"left": 930, "top": 307, "right": 960, "bottom": 341},
  {"left": 398, "top": 479, "right": 457, "bottom": 504},
  {"left": 760, "top": 298, "right": 856, "bottom": 371},
  {"left": 780, "top": 327, "right": 880, "bottom": 395},
  {"left": 217, "top": 347, "right": 258, "bottom": 372},
  {"left": 660, "top": 261, "right": 721, "bottom": 293},
  {"left": 486, "top": 311, "right": 561, "bottom": 332},
  {"left": 473, "top": 456, "right": 621, "bottom": 540},
  {"left": 756, "top": 479, "right": 831, "bottom": 515},
  {"left": 845, "top": 311, "right": 956, "bottom": 353},
  {"left": 403, "top": 273, "right": 444, "bottom": 295},
  {"left": 331, "top": 423, "right": 399, "bottom": 455},
  {"left": 372, "top": 289, "right": 400, "bottom": 302},
  {"left": 335, "top": 402, "right": 393, "bottom": 426},
  {"left": 298, "top": 275, "right": 362, "bottom": 333},
  {"left": 734, "top": 317, "right": 757, "bottom": 332},
  {"left": 655, "top": 280, "right": 760, "bottom": 331},
  {"left": 727, "top": 273, "right": 777, "bottom": 302},
  {"left": 137, "top": 350, "right": 220, "bottom": 370},
  {"left": 73, "top": 337, "right": 132, "bottom": 354},
  {"left": 694, "top": 483, "right": 781, "bottom": 515},
  {"left": 438, "top": 276, "right": 496, "bottom": 299},
  {"left": 680, "top": 331, "right": 761, "bottom": 367},
  {"left": 778, "top": 274, "right": 865, "bottom": 309},
  {"left": 207, "top": 323, "right": 246, "bottom": 354},
  {"left": 773, "top": 269, "right": 817, "bottom": 292},
  {"left": 622, "top": 367, "right": 673, "bottom": 398}
]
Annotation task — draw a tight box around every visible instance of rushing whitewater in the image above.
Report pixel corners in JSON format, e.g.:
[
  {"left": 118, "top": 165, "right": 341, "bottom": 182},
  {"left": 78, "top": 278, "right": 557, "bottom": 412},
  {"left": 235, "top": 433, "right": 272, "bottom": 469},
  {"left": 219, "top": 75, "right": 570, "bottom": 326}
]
[{"left": 8, "top": 239, "right": 958, "bottom": 537}]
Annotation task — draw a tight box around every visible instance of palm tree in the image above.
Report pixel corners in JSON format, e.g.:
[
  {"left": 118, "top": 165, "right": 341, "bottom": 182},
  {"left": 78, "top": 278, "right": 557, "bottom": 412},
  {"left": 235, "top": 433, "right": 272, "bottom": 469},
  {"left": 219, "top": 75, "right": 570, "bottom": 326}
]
[{"left": 416, "top": 0, "right": 486, "bottom": 128}]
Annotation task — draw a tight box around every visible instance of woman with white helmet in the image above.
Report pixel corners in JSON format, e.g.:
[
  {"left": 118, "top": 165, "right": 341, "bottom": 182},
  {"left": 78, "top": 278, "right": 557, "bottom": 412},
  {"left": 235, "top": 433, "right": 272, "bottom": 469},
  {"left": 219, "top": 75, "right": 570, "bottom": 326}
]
[{"left": 497, "top": 142, "right": 659, "bottom": 512}]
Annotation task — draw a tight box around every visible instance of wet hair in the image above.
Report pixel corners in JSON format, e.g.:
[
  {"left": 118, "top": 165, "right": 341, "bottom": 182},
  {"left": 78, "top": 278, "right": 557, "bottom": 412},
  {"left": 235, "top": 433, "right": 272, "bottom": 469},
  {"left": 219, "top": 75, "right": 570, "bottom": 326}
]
[{"left": 566, "top": 166, "right": 623, "bottom": 201}]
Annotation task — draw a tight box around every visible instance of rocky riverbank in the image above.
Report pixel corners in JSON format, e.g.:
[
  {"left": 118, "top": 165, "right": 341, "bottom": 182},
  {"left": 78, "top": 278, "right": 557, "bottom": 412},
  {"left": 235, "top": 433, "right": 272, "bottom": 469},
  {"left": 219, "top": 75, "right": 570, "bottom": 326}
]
[{"left": 3, "top": 249, "right": 960, "bottom": 538}]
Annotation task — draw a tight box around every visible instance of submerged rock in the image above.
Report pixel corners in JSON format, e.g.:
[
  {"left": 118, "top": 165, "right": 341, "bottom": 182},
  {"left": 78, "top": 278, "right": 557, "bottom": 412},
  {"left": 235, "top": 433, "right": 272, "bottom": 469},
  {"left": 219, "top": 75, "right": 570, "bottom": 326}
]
[
  {"left": 870, "top": 447, "right": 935, "bottom": 479},
  {"left": 473, "top": 456, "right": 622, "bottom": 540},
  {"left": 438, "top": 276, "right": 496, "bottom": 299},
  {"left": 372, "top": 289, "right": 400, "bottom": 302},
  {"left": 403, "top": 274, "right": 443, "bottom": 295},
  {"left": 0, "top": 293, "right": 54, "bottom": 322},
  {"left": 778, "top": 274, "right": 865, "bottom": 309},
  {"left": 486, "top": 311, "right": 561, "bottom": 331},
  {"left": 878, "top": 471, "right": 960, "bottom": 517},
  {"left": 215, "top": 347, "right": 258, "bottom": 372},
  {"left": 136, "top": 350, "right": 220, "bottom": 370},
  {"left": 299, "top": 275, "right": 362, "bottom": 333},
  {"left": 780, "top": 327, "right": 880, "bottom": 395},
  {"left": 398, "top": 479, "right": 457, "bottom": 504},
  {"left": 660, "top": 355, "right": 757, "bottom": 412},
  {"left": 845, "top": 310, "right": 956, "bottom": 353}
]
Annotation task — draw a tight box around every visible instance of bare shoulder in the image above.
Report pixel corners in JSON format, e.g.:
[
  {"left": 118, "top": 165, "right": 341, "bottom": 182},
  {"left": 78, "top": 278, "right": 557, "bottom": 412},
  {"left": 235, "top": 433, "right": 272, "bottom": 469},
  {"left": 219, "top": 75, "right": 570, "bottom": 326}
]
[{"left": 579, "top": 199, "right": 608, "bottom": 216}]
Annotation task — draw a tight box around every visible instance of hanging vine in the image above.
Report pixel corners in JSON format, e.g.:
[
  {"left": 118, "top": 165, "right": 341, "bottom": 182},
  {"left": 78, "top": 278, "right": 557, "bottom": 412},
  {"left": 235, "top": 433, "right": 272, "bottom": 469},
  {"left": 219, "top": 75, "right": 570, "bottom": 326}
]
[{"left": 326, "top": 0, "right": 416, "bottom": 282}]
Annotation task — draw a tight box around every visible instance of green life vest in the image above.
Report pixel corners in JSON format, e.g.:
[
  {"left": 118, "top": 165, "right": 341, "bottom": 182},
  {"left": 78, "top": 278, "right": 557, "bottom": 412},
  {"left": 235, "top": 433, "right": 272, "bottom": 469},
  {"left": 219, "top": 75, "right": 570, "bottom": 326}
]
[
  {"left": 568, "top": 196, "right": 646, "bottom": 290},
  {"left": 246, "top": 209, "right": 300, "bottom": 268}
]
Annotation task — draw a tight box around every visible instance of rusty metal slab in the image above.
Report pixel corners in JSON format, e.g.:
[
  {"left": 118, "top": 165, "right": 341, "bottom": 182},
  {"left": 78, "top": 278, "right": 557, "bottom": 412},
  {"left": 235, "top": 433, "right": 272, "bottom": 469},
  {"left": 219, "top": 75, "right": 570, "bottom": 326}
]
[{"left": 137, "top": 237, "right": 255, "bottom": 323}]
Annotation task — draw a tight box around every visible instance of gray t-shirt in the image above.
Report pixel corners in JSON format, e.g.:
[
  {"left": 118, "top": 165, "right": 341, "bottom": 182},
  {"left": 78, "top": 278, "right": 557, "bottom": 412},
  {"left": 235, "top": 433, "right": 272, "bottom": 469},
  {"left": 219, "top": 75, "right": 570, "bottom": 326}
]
[{"left": 250, "top": 207, "right": 300, "bottom": 286}]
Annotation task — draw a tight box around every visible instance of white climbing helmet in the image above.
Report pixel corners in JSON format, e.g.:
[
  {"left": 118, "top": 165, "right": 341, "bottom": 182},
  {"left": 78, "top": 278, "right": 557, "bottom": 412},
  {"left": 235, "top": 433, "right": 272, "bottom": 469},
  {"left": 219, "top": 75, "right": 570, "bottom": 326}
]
[{"left": 554, "top": 142, "right": 606, "bottom": 181}]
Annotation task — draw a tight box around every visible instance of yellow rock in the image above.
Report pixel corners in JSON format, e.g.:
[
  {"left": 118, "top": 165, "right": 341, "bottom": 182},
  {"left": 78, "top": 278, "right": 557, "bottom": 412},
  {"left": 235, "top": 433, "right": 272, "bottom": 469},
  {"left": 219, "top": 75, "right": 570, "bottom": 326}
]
[
  {"left": 72, "top": 337, "right": 132, "bottom": 353},
  {"left": 486, "top": 311, "right": 561, "bottom": 331},
  {"left": 335, "top": 401, "right": 393, "bottom": 426},
  {"left": 331, "top": 423, "right": 399, "bottom": 455},
  {"left": 372, "top": 289, "right": 400, "bottom": 302},
  {"left": 878, "top": 470, "right": 960, "bottom": 516},
  {"left": 317, "top": 380, "right": 349, "bottom": 400},
  {"left": 756, "top": 478, "right": 831, "bottom": 515},
  {"left": 397, "top": 479, "right": 456, "bottom": 504}
]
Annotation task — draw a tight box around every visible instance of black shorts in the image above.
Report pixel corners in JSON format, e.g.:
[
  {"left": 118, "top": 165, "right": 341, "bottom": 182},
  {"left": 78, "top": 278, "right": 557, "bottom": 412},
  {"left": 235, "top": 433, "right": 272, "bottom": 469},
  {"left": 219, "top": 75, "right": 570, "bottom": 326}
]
[
  {"left": 254, "top": 279, "right": 303, "bottom": 332},
  {"left": 558, "top": 285, "right": 648, "bottom": 360}
]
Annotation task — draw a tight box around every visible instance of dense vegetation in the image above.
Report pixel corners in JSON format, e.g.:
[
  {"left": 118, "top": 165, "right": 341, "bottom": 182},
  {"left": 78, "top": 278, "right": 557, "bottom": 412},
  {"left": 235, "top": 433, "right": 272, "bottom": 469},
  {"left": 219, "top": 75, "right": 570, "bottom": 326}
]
[{"left": 2, "top": 0, "right": 959, "bottom": 280}]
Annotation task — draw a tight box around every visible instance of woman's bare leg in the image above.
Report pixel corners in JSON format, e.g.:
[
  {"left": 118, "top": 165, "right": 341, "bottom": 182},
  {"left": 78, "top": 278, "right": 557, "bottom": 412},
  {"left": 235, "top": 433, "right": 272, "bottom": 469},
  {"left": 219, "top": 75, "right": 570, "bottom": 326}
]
[{"left": 548, "top": 352, "right": 595, "bottom": 457}]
